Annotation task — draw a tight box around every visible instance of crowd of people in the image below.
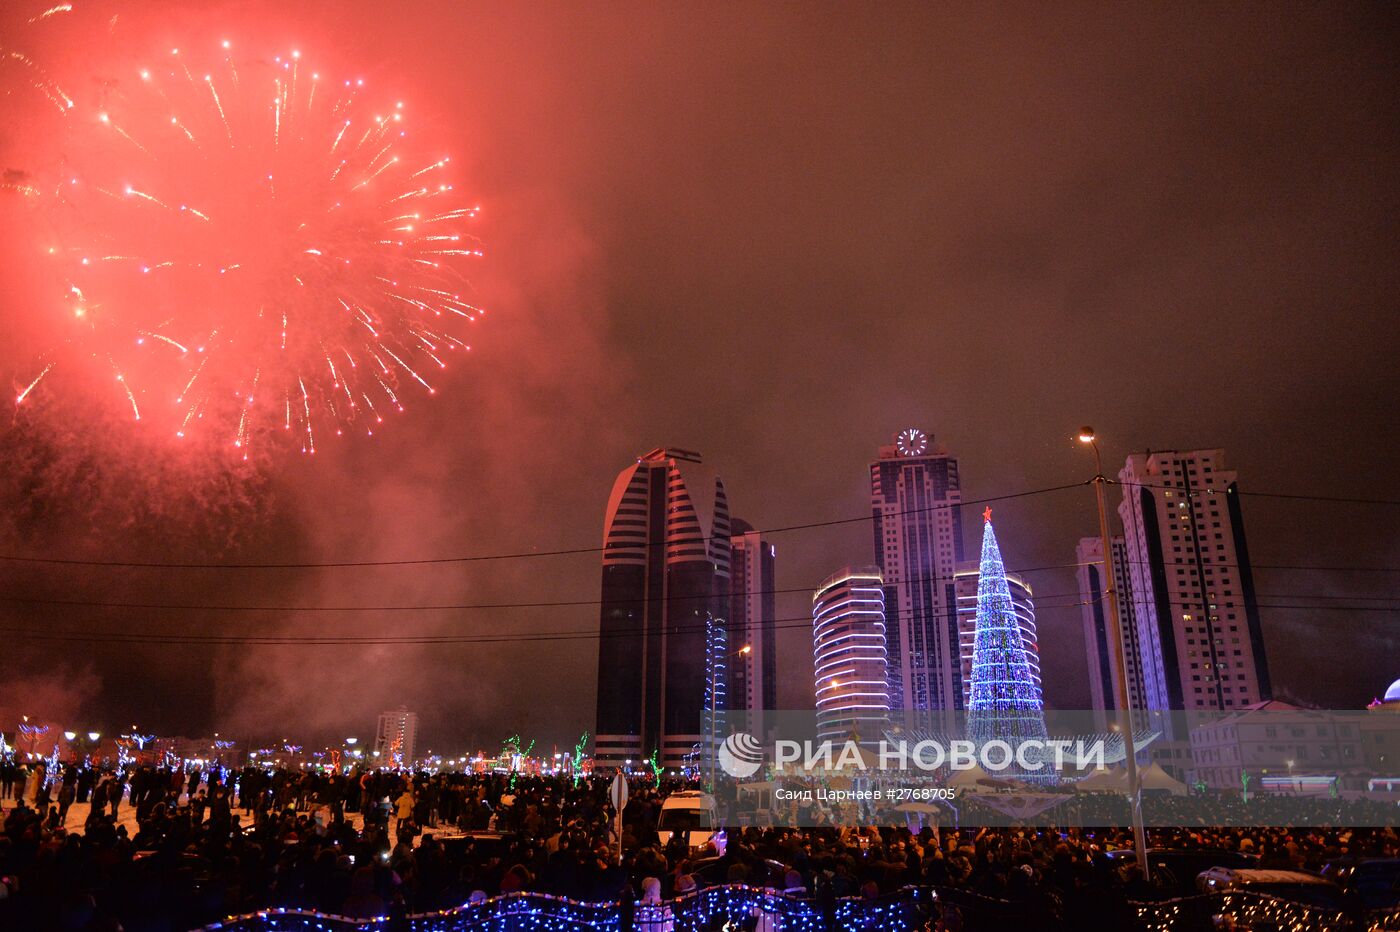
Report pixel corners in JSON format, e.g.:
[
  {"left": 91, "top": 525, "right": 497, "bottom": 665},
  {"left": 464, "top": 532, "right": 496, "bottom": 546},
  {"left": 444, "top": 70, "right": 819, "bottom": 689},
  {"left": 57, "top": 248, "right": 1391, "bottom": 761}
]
[{"left": 0, "top": 760, "right": 1396, "bottom": 930}]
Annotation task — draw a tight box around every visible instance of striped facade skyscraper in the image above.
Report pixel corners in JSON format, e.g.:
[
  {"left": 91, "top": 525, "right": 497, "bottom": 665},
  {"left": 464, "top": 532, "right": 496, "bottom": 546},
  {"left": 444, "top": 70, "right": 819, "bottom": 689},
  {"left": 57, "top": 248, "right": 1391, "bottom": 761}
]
[
  {"left": 1117, "top": 449, "right": 1272, "bottom": 711},
  {"left": 594, "top": 447, "right": 731, "bottom": 769},
  {"left": 1076, "top": 535, "right": 1147, "bottom": 731},
  {"left": 813, "top": 566, "right": 889, "bottom": 743},
  {"left": 870, "top": 428, "right": 966, "bottom": 711}
]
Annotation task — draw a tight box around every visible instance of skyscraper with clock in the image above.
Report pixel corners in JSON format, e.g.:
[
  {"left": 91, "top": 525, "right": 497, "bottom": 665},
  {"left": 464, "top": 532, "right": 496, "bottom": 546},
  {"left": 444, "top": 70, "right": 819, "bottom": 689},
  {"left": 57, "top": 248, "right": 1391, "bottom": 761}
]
[{"left": 870, "top": 428, "right": 966, "bottom": 710}]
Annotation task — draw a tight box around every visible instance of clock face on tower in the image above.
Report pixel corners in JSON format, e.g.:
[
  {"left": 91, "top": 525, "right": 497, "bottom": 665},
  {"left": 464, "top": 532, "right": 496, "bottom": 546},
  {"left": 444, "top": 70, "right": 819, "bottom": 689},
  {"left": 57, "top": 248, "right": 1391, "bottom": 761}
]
[{"left": 896, "top": 427, "right": 928, "bottom": 457}]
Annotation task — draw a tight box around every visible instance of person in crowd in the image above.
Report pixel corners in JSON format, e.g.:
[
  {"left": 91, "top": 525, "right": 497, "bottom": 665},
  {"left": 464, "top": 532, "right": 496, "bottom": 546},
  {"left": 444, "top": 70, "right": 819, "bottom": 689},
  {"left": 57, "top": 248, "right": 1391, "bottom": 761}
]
[{"left": 0, "top": 762, "right": 1395, "bottom": 930}]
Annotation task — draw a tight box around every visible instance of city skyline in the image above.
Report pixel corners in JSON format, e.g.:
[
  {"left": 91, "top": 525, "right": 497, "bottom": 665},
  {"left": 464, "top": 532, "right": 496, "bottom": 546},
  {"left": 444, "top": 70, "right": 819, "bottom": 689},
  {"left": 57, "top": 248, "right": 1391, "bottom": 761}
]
[
  {"left": 1, "top": 3, "right": 1394, "bottom": 751},
  {"left": 2, "top": 425, "right": 1391, "bottom": 749},
  {"left": 0, "top": 5, "right": 1394, "bottom": 925}
]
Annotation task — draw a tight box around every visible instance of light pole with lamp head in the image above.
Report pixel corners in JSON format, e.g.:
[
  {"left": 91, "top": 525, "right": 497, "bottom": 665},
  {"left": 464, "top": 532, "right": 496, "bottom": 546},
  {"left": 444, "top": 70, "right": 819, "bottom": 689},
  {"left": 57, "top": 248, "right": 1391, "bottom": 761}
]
[{"left": 1078, "top": 426, "right": 1149, "bottom": 880}]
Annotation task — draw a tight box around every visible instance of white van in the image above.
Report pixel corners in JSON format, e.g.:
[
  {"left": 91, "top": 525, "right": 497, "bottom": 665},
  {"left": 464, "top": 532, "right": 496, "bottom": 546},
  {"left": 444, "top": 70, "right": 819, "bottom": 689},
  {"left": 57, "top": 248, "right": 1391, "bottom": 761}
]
[{"left": 655, "top": 791, "right": 719, "bottom": 850}]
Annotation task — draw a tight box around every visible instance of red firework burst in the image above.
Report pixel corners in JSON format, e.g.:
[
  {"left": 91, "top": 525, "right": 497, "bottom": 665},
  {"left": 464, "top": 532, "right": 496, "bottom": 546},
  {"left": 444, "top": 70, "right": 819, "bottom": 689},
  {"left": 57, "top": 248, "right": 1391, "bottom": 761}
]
[{"left": 15, "top": 37, "right": 484, "bottom": 456}]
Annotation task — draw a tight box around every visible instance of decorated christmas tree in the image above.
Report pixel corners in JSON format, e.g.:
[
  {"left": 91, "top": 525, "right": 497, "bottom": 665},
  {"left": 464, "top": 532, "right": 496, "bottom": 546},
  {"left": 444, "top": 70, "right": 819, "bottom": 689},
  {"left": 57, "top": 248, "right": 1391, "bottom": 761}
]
[{"left": 968, "top": 508, "right": 1051, "bottom": 780}]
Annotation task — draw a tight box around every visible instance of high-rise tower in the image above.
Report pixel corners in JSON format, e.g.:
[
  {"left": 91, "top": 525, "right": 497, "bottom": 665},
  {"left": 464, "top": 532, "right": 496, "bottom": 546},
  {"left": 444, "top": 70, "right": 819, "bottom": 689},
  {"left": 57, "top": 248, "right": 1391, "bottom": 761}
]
[
  {"left": 1117, "top": 449, "right": 1271, "bottom": 711},
  {"left": 813, "top": 566, "right": 889, "bottom": 743},
  {"left": 729, "top": 518, "right": 777, "bottom": 739},
  {"left": 870, "top": 428, "right": 965, "bottom": 710},
  {"left": 595, "top": 448, "right": 731, "bottom": 769},
  {"left": 1076, "top": 535, "right": 1146, "bottom": 730},
  {"left": 374, "top": 706, "right": 418, "bottom": 770}
]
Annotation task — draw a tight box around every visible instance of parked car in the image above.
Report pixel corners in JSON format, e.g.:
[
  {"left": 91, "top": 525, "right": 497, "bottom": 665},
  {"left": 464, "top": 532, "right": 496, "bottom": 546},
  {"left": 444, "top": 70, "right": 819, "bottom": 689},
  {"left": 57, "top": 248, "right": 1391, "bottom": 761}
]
[
  {"left": 1321, "top": 857, "right": 1400, "bottom": 910},
  {"left": 685, "top": 855, "right": 787, "bottom": 890},
  {"left": 1197, "top": 867, "right": 1354, "bottom": 930},
  {"left": 1103, "top": 847, "right": 1258, "bottom": 897}
]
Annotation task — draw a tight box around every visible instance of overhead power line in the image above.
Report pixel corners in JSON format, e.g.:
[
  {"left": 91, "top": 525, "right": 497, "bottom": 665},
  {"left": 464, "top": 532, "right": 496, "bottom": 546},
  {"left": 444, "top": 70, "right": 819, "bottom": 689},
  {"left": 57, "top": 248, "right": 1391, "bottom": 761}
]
[
  {"left": 1, "top": 558, "right": 1394, "bottom": 616},
  {"left": 0, "top": 481, "right": 1083, "bottom": 570},
  {"left": 0, "top": 594, "right": 1393, "bottom": 648},
  {"left": 1114, "top": 479, "right": 1400, "bottom": 509},
  {"left": 1, "top": 476, "right": 1394, "bottom": 572}
]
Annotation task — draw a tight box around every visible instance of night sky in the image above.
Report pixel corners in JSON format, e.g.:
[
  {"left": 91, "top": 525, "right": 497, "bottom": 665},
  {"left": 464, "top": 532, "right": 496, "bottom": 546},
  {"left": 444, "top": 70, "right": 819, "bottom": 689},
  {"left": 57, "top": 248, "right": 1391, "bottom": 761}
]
[{"left": 1, "top": 2, "right": 1397, "bottom": 753}]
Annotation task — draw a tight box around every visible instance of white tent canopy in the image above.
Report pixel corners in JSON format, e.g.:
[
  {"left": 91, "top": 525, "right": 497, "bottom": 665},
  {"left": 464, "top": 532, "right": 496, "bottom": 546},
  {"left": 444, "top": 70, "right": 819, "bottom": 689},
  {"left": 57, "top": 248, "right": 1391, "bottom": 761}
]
[
  {"left": 947, "top": 763, "right": 994, "bottom": 788},
  {"left": 1139, "top": 762, "right": 1188, "bottom": 795},
  {"left": 1074, "top": 767, "right": 1127, "bottom": 791},
  {"left": 1074, "top": 762, "right": 1187, "bottom": 796}
]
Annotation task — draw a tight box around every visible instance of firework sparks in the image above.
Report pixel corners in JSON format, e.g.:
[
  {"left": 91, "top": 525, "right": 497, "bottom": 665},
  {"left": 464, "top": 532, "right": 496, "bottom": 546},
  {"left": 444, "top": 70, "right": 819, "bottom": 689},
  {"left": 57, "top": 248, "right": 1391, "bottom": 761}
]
[{"left": 14, "top": 38, "right": 485, "bottom": 458}]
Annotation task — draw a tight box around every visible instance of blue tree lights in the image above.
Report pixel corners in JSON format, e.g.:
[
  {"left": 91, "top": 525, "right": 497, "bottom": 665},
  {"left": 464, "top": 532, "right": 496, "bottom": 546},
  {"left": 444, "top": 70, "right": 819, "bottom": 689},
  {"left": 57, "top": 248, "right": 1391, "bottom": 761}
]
[{"left": 968, "top": 509, "right": 1049, "bottom": 778}]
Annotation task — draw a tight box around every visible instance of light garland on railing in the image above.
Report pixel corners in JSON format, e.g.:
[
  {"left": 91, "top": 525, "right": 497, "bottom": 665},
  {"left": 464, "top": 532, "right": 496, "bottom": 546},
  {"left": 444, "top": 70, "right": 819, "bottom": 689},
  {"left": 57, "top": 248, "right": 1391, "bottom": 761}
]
[
  {"left": 194, "top": 884, "right": 937, "bottom": 932},
  {"left": 191, "top": 884, "right": 1398, "bottom": 932}
]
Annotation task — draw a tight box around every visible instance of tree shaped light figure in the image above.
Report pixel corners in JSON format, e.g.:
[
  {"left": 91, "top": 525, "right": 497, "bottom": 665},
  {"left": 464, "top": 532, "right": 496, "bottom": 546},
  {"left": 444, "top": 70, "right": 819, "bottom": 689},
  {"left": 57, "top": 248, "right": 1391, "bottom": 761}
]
[
  {"left": 17, "top": 722, "right": 49, "bottom": 757},
  {"left": 968, "top": 509, "right": 1051, "bottom": 782}
]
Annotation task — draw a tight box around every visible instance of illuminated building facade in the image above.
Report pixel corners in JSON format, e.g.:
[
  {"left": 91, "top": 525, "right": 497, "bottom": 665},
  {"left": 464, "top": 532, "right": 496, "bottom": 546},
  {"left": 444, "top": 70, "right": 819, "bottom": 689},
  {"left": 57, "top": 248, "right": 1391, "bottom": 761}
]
[
  {"left": 374, "top": 706, "right": 418, "bottom": 769},
  {"left": 594, "top": 447, "right": 731, "bottom": 769},
  {"left": 1117, "top": 449, "right": 1271, "bottom": 711},
  {"left": 870, "top": 428, "right": 965, "bottom": 710},
  {"left": 813, "top": 566, "right": 890, "bottom": 743}
]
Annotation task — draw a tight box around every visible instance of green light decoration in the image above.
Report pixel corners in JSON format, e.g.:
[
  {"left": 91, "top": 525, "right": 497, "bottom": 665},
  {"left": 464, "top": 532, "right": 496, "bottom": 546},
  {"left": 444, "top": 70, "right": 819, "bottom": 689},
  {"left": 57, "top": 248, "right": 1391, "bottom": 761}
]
[
  {"left": 648, "top": 750, "right": 662, "bottom": 779},
  {"left": 498, "top": 734, "right": 536, "bottom": 773},
  {"left": 500, "top": 734, "right": 522, "bottom": 759},
  {"left": 572, "top": 731, "right": 589, "bottom": 784},
  {"left": 1241, "top": 769, "right": 1252, "bottom": 802}
]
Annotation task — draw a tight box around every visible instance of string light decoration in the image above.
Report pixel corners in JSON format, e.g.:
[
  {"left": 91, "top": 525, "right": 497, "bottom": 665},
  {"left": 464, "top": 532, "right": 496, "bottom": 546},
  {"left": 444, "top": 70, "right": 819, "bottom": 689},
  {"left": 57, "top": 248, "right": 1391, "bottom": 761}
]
[
  {"left": 705, "top": 614, "right": 728, "bottom": 716},
  {"left": 17, "top": 721, "right": 50, "bottom": 756},
  {"left": 192, "top": 884, "right": 938, "bottom": 931},
  {"left": 1133, "top": 890, "right": 1353, "bottom": 932},
  {"left": 186, "top": 885, "right": 1385, "bottom": 932},
  {"left": 967, "top": 510, "right": 1050, "bottom": 782},
  {"left": 571, "top": 731, "right": 589, "bottom": 783}
]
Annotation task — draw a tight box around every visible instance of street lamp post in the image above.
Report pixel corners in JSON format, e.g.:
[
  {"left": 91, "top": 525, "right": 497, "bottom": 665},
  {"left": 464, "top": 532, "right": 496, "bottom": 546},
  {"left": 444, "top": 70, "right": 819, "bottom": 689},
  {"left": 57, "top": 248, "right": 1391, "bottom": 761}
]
[
  {"left": 709, "top": 644, "right": 752, "bottom": 790},
  {"left": 1078, "top": 426, "right": 1150, "bottom": 880}
]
